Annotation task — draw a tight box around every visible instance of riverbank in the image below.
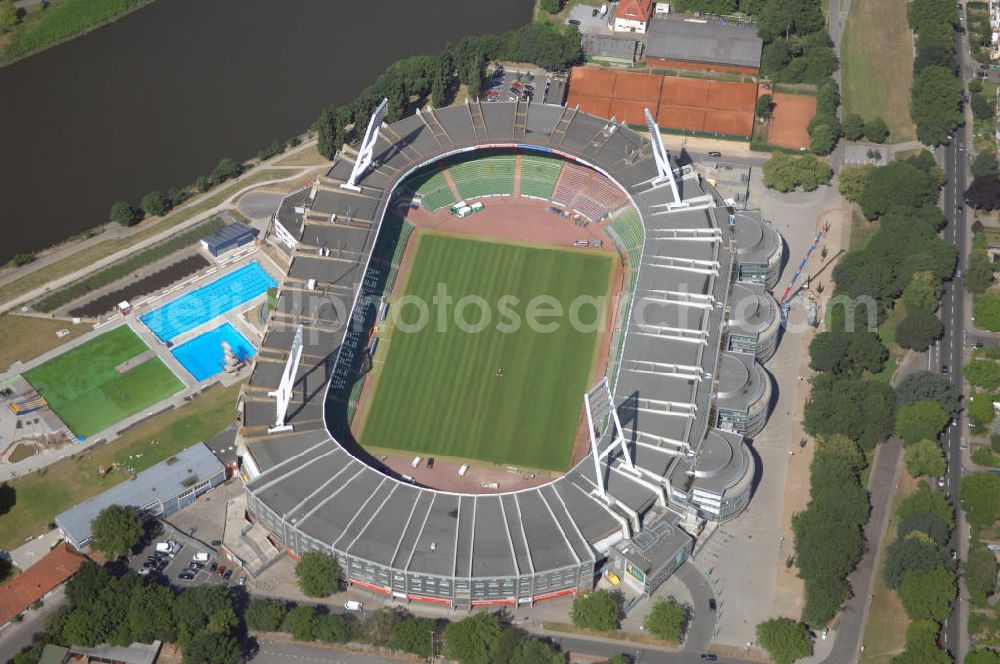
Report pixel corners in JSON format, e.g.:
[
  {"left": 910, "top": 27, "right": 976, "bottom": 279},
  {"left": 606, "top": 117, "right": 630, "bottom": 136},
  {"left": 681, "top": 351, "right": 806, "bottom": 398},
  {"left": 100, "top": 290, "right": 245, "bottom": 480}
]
[{"left": 0, "top": 0, "right": 155, "bottom": 67}]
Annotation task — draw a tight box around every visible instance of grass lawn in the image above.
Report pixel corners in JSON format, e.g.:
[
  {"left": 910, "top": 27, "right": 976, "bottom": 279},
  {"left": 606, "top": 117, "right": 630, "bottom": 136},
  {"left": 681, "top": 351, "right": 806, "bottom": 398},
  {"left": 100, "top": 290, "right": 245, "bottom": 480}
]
[
  {"left": 849, "top": 209, "right": 877, "bottom": 251},
  {"left": 840, "top": 0, "right": 916, "bottom": 142},
  {"left": 358, "top": 233, "right": 612, "bottom": 471},
  {"left": 0, "top": 382, "right": 241, "bottom": 550},
  {"left": 870, "top": 303, "right": 907, "bottom": 383},
  {"left": 0, "top": 169, "right": 288, "bottom": 309},
  {"left": 0, "top": 0, "right": 153, "bottom": 65},
  {"left": 0, "top": 314, "right": 90, "bottom": 373},
  {"left": 859, "top": 469, "right": 919, "bottom": 664},
  {"left": 23, "top": 326, "right": 183, "bottom": 438}
]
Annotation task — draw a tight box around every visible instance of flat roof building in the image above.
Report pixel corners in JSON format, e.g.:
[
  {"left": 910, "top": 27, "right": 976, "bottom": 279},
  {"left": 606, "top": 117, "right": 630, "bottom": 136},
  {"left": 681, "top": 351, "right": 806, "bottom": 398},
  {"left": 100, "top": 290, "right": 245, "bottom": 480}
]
[
  {"left": 645, "top": 18, "right": 763, "bottom": 73},
  {"left": 582, "top": 34, "right": 640, "bottom": 66},
  {"left": 55, "top": 443, "right": 226, "bottom": 550},
  {"left": 202, "top": 221, "right": 258, "bottom": 258}
]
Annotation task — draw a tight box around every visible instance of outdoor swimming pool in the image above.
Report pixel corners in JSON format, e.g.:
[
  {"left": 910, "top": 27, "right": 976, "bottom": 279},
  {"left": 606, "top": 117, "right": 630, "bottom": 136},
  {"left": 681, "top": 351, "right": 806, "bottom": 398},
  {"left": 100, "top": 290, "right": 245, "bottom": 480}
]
[
  {"left": 140, "top": 261, "right": 276, "bottom": 342},
  {"left": 171, "top": 323, "right": 257, "bottom": 381}
]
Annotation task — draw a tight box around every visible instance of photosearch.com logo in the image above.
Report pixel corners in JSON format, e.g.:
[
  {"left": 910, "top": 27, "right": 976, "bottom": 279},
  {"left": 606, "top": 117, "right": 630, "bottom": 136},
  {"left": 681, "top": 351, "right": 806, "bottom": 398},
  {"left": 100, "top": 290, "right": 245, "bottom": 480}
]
[{"left": 388, "top": 284, "right": 609, "bottom": 334}]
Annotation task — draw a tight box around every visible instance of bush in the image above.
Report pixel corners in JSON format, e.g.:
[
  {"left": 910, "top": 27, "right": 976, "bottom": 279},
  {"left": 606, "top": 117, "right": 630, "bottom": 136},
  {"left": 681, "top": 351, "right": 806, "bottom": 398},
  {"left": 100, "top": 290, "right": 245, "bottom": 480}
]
[
  {"left": 756, "top": 94, "right": 774, "bottom": 119},
  {"left": 109, "top": 201, "right": 141, "bottom": 227},
  {"left": 864, "top": 117, "right": 889, "bottom": 143},
  {"left": 842, "top": 113, "right": 865, "bottom": 140},
  {"left": 283, "top": 605, "right": 318, "bottom": 641},
  {"left": 975, "top": 293, "right": 1000, "bottom": 331},
  {"left": 972, "top": 93, "right": 995, "bottom": 120},
  {"left": 211, "top": 157, "right": 243, "bottom": 183},
  {"left": 643, "top": 599, "right": 688, "bottom": 643},
  {"left": 245, "top": 599, "right": 287, "bottom": 632},
  {"left": 756, "top": 618, "right": 813, "bottom": 664},
  {"left": 571, "top": 590, "right": 622, "bottom": 631},
  {"left": 972, "top": 445, "right": 998, "bottom": 467},
  {"left": 10, "top": 253, "right": 35, "bottom": 267},
  {"left": 895, "top": 310, "right": 944, "bottom": 351},
  {"left": 972, "top": 152, "right": 1000, "bottom": 178},
  {"left": 195, "top": 175, "right": 211, "bottom": 192},
  {"left": 540, "top": 0, "right": 561, "bottom": 13}
]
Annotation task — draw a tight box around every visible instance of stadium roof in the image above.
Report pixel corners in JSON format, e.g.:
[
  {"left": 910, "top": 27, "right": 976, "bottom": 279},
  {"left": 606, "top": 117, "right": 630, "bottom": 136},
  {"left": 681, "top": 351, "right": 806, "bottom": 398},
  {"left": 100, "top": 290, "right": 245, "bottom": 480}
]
[
  {"left": 645, "top": 18, "right": 763, "bottom": 69},
  {"left": 241, "top": 101, "right": 765, "bottom": 581},
  {"left": 55, "top": 443, "right": 224, "bottom": 547}
]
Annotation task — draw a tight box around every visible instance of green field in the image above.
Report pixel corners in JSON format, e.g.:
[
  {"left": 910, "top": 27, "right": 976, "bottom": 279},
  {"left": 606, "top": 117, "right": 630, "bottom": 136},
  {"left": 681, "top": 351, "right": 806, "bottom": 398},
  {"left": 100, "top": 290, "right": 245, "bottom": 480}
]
[
  {"left": 840, "top": 0, "right": 916, "bottom": 142},
  {"left": 358, "top": 234, "right": 612, "bottom": 471},
  {"left": 23, "top": 325, "right": 183, "bottom": 438}
]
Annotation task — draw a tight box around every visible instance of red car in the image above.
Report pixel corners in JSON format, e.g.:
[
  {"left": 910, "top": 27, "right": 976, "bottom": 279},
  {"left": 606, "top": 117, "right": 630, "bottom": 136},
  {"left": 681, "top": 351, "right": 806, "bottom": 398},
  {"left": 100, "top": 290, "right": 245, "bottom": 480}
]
[{"left": 217, "top": 565, "right": 227, "bottom": 576}]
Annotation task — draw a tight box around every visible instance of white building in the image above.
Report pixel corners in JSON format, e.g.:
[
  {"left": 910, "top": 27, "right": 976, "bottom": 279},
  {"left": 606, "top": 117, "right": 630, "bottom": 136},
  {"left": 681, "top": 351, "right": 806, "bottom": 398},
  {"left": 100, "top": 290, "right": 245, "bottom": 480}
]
[{"left": 614, "top": 0, "right": 654, "bottom": 33}]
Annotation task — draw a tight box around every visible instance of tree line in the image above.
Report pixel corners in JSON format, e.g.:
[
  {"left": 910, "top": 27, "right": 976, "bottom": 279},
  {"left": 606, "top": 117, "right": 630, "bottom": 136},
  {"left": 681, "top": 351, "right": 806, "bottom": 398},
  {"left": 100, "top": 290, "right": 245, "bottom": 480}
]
[
  {"left": 314, "top": 22, "right": 583, "bottom": 161},
  {"left": 908, "top": 0, "right": 964, "bottom": 146}
]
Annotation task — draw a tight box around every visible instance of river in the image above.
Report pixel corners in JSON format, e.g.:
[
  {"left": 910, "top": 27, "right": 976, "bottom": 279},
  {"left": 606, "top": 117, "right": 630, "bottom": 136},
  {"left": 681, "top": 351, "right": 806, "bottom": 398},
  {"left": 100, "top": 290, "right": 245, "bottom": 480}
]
[{"left": 0, "top": 0, "right": 533, "bottom": 264}]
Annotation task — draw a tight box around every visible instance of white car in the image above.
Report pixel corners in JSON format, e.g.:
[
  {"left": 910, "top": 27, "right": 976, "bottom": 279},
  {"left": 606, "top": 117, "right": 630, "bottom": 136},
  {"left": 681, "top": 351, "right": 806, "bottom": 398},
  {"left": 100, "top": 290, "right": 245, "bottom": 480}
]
[{"left": 344, "top": 601, "right": 364, "bottom": 611}]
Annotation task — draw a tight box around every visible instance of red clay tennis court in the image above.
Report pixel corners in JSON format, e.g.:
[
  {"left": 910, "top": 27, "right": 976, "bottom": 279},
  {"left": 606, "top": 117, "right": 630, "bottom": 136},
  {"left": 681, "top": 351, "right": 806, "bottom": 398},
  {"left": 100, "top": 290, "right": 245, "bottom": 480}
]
[
  {"left": 567, "top": 67, "right": 758, "bottom": 138},
  {"left": 768, "top": 92, "right": 816, "bottom": 150}
]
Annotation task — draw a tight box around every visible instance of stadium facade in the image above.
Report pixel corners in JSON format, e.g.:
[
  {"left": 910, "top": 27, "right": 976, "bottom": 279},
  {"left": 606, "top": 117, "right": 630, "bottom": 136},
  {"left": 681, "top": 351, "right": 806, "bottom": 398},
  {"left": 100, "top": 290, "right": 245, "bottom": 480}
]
[{"left": 242, "top": 101, "right": 783, "bottom": 607}]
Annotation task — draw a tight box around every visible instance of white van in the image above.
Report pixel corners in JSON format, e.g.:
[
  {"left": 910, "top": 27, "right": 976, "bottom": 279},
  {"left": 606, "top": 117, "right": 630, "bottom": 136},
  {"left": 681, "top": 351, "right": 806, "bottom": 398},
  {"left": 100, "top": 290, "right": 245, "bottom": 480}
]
[
  {"left": 344, "top": 601, "right": 364, "bottom": 611},
  {"left": 192, "top": 552, "right": 210, "bottom": 563},
  {"left": 410, "top": 456, "right": 422, "bottom": 468}
]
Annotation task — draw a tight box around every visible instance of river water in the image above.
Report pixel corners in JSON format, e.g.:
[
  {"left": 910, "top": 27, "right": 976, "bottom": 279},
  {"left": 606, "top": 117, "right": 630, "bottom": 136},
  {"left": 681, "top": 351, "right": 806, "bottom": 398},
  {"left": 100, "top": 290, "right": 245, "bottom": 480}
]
[{"left": 0, "top": 0, "right": 532, "bottom": 264}]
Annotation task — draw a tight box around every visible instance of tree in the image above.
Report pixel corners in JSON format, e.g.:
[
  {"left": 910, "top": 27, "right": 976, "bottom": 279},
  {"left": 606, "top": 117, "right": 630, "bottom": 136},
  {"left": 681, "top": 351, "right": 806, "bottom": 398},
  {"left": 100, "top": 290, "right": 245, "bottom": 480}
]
[
  {"left": 283, "top": 605, "right": 318, "bottom": 641},
  {"left": 756, "top": 94, "right": 774, "bottom": 120},
  {"left": 755, "top": 618, "right": 813, "bottom": 664},
  {"left": 809, "top": 123, "right": 837, "bottom": 155},
  {"left": 245, "top": 599, "right": 287, "bottom": 632},
  {"left": 571, "top": 590, "right": 622, "bottom": 631},
  {"left": 141, "top": 190, "right": 170, "bottom": 217},
  {"left": 966, "top": 250, "right": 995, "bottom": 294},
  {"left": 390, "top": 617, "right": 435, "bottom": 656},
  {"left": 898, "top": 567, "right": 957, "bottom": 621},
  {"left": 972, "top": 152, "right": 1000, "bottom": 178},
  {"left": 902, "top": 271, "right": 943, "bottom": 313},
  {"left": 315, "top": 613, "right": 350, "bottom": 644},
  {"left": 597, "top": 657, "right": 632, "bottom": 664},
  {"left": 966, "top": 176, "right": 1000, "bottom": 211},
  {"left": 960, "top": 472, "right": 1000, "bottom": 527},
  {"left": 973, "top": 93, "right": 995, "bottom": 120},
  {"left": 443, "top": 612, "right": 503, "bottom": 664},
  {"left": 883, "top": 534, "right": 953, "bottom": 588},
  {"left": 803, "top": 374, "right": 896, "bottom": 450},
  {"left": 898, "top": 485, "right": 955, "bottom": 527},
  {"left": 841, "top": 112, "right": 865, "bottom": 141},
  {"left": 172, "top": 585, "right": 234, "bottom": 647},
  {"left": 195, "top": 175, "right": 211, "bottom": 192},
  {"left": 895, "top": 310, "right": 943, "bottom": 351},
  {"left": 965, "top": 545, "right": 999, "bottom": 605},
  {"left": 763, "top": 153, "right": 834, "bottom": 192},
  {"left": 808, "top": 330, "right": 887, "bottom": 375},
  {"left": 211, "top": 157, "right": 242, "bottom": 183},
  {"left": 969, "top": 390, "right": 997, "bottom": 428},
  {"left": 864, "top": 117, "right": 889, "bottom": 143},
  {"left": 643, "top": 599, "right": 688, "bottom": 643},
  {"left": 182, "top": 632, "right": 241, "bottom": 664},
  {"left": 837, "top": 164, "right": 875, "bottom": 202},
  {"left": 974, "top": 294, "right": 1000, "bottom": 332},
  {"left": 295, "top": 551, "right": 341, "bottom": 597},
  {"left": 90, "top": 505, "right": 144, "bottom": 559},
  {"left": 895, "top": 400, "right": 949, "bottom": 446},
  {"left": 905, "top": 439, "right": 947, "bottom": 478},
  {"left": 858, "top": 161, "right": 939, "bottom": 219},
  {"left": 361, "top": 607, "right": 403, "bottom": 645},
  {"left": 911, "top": 65, "right": 963, "bottom": 146},
  {"left": 897, "top": 511, "right": 950, "bottom": 546},
  {"left": 513, "top": 636, "right": 564, "bottom": 664},
  {"left": 109, "top": 201, "right": 141, "bottom": 227},
  {"left": 128, "top": 582, "right": 177, "bottom": 643},
  {"left": 963, "top": 360, "right": 1000, "bottom": 390},
  {"left": 63, "top": 609, "right": 102, "bottom": 647},
  {"left": 894, "top": 619, "right": 951, "bottom": 664}
]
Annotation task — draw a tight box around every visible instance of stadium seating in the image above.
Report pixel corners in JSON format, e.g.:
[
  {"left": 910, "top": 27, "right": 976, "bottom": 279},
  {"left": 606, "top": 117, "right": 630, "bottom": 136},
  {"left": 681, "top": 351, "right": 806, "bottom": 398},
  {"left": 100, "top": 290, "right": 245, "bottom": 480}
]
[
  {"left": 384, "top": 221, "right": 415, "bottom": 293},
  {"left": 409, "top": 167, "right": 456, "bottom": 211},
  {"left": 449, "top": 155, "right": 516, "bottom": 200},
  {"left": 519, "top": 154, "right": 564, "bottom": 200},
  {"left": 551, "top": 162, "right": 630, "bottom": 221},
  {"left": 551, "top": 162, "right": 590, "bottom": 206},
  {"left": 606, "top": 208, "right": 644, "bottom": 271}
]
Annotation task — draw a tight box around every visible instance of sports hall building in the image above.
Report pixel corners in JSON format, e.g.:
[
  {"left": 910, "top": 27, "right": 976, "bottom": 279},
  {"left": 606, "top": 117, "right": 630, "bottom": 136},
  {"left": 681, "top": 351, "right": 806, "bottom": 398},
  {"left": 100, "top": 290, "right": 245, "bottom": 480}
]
[{"left": 240, "top": 100, "right": 783, "bottom": 607}]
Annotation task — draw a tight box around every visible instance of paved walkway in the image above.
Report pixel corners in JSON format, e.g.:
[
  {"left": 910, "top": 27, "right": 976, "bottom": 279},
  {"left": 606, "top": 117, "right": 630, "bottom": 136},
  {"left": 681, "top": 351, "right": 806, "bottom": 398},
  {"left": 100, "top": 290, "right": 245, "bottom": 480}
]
[{"left": 0, "top": 140, "right": 321, "bottom": 316}]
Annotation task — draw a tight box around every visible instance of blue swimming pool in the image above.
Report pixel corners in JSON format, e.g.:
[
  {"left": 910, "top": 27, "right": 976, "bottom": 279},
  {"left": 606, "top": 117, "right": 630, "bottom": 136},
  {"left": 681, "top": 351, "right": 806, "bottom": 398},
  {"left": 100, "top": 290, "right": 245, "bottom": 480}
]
[
  {"left": 141, "top": 261, "right": 276, "bottom": 342},
  {"left": 171, "top": 323, "right": 257, "bottom": 381}
]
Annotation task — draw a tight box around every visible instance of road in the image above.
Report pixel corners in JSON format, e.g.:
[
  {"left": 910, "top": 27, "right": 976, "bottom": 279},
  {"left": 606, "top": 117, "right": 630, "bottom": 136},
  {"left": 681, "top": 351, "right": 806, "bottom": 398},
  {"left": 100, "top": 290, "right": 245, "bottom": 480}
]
[{"left": 0, "top": 587, "right": 66, "bottom": 664}]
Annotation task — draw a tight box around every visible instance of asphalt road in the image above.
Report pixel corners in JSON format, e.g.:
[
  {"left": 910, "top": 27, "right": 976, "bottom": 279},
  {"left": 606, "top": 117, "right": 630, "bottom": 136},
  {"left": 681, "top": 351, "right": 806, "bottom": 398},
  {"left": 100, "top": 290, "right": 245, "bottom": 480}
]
[{"left": 933, "top": 17, "right": 973, "bottom": 660}]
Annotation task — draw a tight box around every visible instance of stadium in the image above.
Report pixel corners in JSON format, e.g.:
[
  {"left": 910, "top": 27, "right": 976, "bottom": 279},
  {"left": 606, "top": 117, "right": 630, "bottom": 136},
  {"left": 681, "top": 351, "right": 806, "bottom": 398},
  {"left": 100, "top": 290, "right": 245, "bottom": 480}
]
[{"left": 237, "top": 99, "right": 783, "bottom": 607}]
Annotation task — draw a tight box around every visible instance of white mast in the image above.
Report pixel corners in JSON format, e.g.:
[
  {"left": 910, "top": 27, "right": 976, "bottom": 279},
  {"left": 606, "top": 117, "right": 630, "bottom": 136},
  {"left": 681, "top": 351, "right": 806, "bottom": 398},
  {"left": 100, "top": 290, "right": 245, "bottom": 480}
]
[
  {"left": 268, "top": 325, "right": 303, "bottom": 433},
  {"left": 342, "top": 98, "right": 388, "bottom": 191}
]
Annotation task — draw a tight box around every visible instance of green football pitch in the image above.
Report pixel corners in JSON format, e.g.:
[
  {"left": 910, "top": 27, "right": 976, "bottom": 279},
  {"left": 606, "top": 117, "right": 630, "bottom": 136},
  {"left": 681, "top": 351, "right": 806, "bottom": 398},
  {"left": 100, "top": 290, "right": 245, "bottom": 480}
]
[
  {"left": 358, "top": 233, "right": 613, "bottom": 472},
  {"left": 24, "top": 325, "right": 184, "bottom": 438}
]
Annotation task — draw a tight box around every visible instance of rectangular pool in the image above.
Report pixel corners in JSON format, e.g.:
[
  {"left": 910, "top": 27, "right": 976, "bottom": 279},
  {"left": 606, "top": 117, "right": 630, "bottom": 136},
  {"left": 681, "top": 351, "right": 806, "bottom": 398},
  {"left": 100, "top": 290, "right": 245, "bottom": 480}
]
[
  {"left": 171, "top": 323, "right": 257, "bottom": 382},
  {"left": 141, "top": 261, "right": 276, "bottom": 342}
]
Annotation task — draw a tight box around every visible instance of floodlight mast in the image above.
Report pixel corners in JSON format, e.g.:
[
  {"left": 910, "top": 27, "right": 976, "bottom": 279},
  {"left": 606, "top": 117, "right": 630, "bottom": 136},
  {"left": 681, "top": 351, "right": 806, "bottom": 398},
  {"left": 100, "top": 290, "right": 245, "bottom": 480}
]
[
  {"left": 268, "top": 324, "right": 303, "bottom": 433},
  {"left": 342, "top": 98, "right": 388, "bottom": 191},
  {"left": 644, "top": 108, "right": 683, "bottom": 204},
  {"left": 584, "top": 377, "right": 636, "bottom": 502}
]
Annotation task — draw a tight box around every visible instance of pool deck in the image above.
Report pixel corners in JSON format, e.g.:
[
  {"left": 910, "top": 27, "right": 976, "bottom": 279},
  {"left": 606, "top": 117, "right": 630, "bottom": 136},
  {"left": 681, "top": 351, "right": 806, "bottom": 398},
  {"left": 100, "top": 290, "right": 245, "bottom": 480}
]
[{"left": 0, "top": 248, "right": 283, "bottom": 481}]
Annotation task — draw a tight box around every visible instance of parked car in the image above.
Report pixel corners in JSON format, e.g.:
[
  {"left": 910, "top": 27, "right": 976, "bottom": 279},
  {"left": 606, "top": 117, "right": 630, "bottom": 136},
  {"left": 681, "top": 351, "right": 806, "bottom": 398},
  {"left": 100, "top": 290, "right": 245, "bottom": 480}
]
[
  {"left": 210, "top": 562, "right": 218, "bottom": 572},
  {"left": 344, "top": 601, "right": 364, "bottom": 611},
  {"left": 708, "top": 598, "right": 717, "bottom": 611},
  {"left": 217, "top": 565, "right": 227, "bottom": 576},
  {"left": 938, "top": 476, "right": 947, "bottom": 488},
  {"left": 701, "top": 656, "right": 718, "bottom": 662},
  {"left": 707, "top": 151, "right": 722, "bottom": 158},
  {"left": 568, "top": 18, "right": 581, "bottom": 25},
  {"left": 238, "top": 575, "right": 247, "bottom": 587},
  {"left": 223, "top": 570, "right": 233, "bottom": 580}
]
